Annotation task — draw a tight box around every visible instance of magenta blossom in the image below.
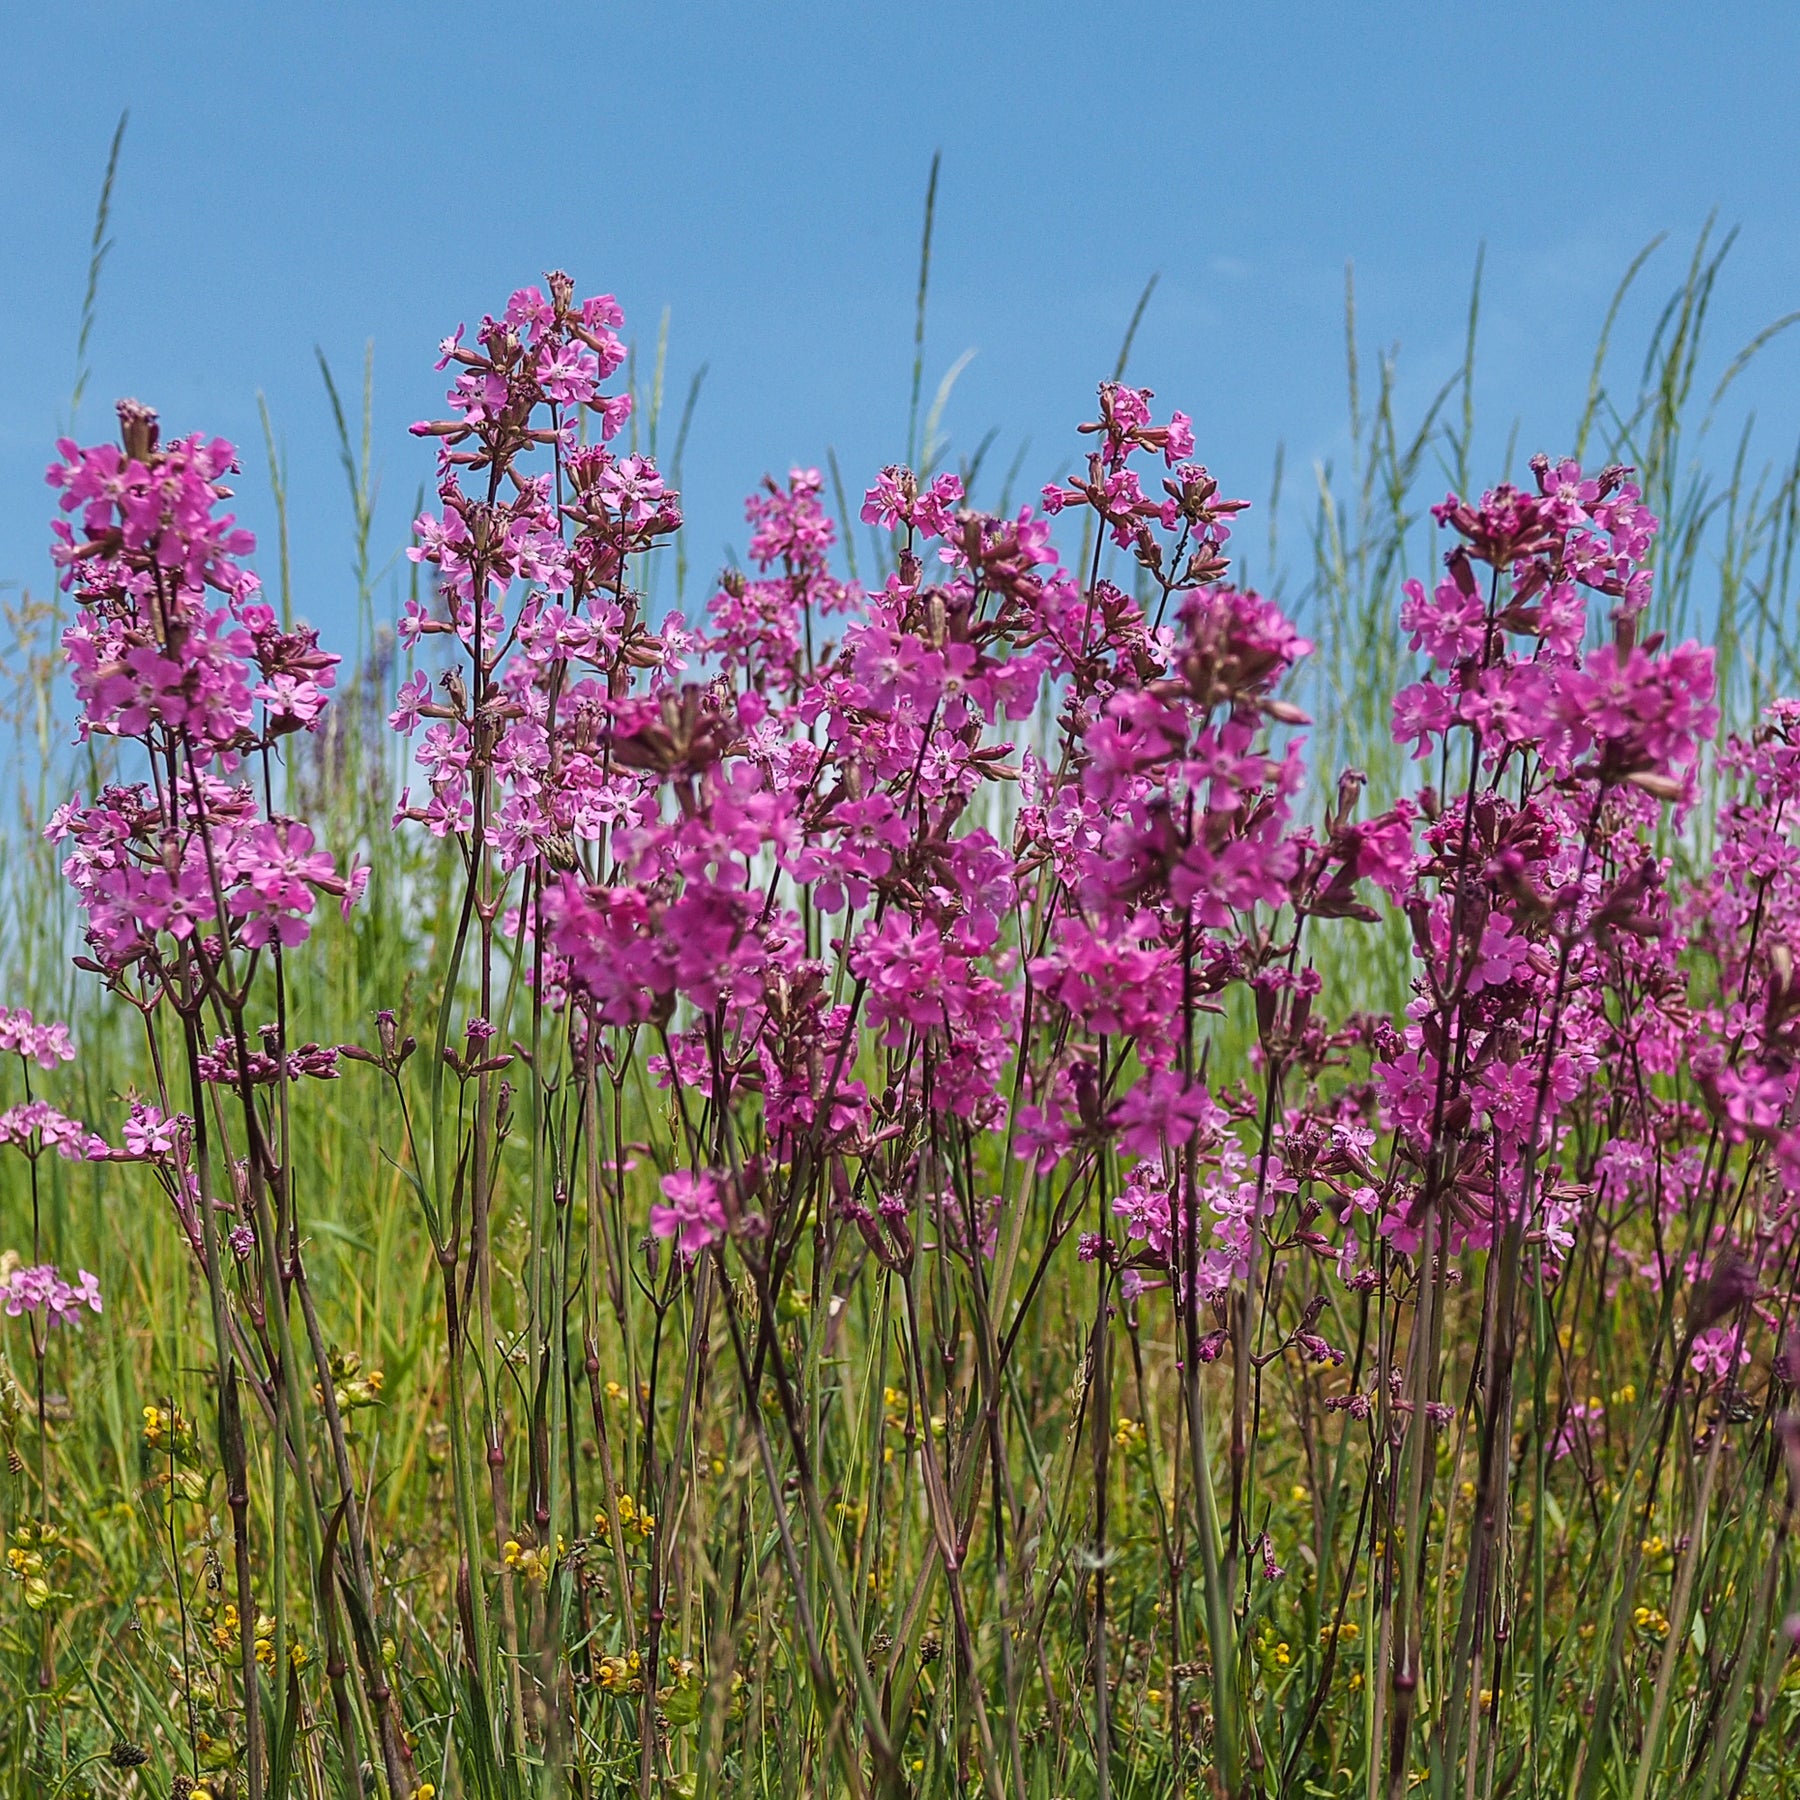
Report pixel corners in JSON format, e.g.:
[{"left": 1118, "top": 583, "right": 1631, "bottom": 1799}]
[
  {"left": 650, "top": 1170, "right": 727, "bottom": 1257},
  {"left": 0, "top": 1262, "right": 102, "bottom": 1328}
]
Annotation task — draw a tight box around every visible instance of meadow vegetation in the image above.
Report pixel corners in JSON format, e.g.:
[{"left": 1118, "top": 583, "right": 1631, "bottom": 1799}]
[{"left": 1, "top": 163, "right": 1800, "bottom": 1800}]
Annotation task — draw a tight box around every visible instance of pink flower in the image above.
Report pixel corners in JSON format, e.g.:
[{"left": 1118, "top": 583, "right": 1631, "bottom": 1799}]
[
  {"left": 537, "top": 340, "right": 599, "bottom": 405},
  {"left": 388, "top": 670, "right": 432, "bottom": 734},
  {"left": 0, "top": 1101, "right": 103, "bottom": 1160},
  {"left": 0, "top": 1007, "right": 76, "bottom": 1070},
  {"left": 1690, "top": 1324, "right": 1750, "bottom": 1383},
  {"left": 0, "top": 1263, "right": 101, "bottom": 1327},
  {"left": 1112, "top": 1071, "right": 1222, "bottom": 1159},
  {"left": 1399, "top": 576, "right": 1485, "bottom": 667},
  {"left": 123, "top": 1105, "right": 179, "bottom": 1159},
  {"left": 650, "top": 1170, "right": 727, "bottom": 1256},
  {"left": 1391, "top": 677, "right": 1457, "bottom": 757},
  {"left": 1468, "top": 918, "right": 1531, "bottom": 992},
  {"left": 1532, "top": 455, "right": 1600, "bottom": 529}
]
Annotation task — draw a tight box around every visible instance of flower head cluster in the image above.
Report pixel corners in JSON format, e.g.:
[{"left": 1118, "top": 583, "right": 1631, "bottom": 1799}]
[
  {"left": 1393, "top": 461, "right": 1715, "bottom": 796},
  {"left": 707, "top": 469, "right": 859, "bottom": 694},
  {"left": 46, "top": 403, "right": 364, "bottom": 977},
  {"left": 0, "top": 1008, "right": 75, "bottom": 1070},
  {"left": 396, "top": 275, "right": 689, "bottom": 860},
  {"left": 0, "top": 1262, "right": 102, "bottom": 1328},
  {"left": 391, "top": 282, "right": 1800, "bottom": 1425}
]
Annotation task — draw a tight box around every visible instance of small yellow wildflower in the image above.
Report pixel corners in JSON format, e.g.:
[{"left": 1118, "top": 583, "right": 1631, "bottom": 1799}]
[
  {"left": 142, "top": 1403, "right": 194, "bottom": 1456},
  {"left": 597, "top": 1648, "right": 643, "bottom": 1694},
  {"left": 503, "top": 1536, "right": 563, "bottom": 1583},
  {"left": 593, "top": 1491, "right": 655, "bottom": 1543}
]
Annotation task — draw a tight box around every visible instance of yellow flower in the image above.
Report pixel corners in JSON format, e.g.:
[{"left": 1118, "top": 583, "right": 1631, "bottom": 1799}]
[
  {"left": 597, "top": 1649, "right": 643, "bottom": 1694},
  {"left": 142, "top": 1402, "right": 194, "bottom": 1456},
  {"left": 503, "top": 1537, "right": 561, "bottom": 1583},
  {"left": 594, "top": 1492, "right": 655, "bottom": 1543}
]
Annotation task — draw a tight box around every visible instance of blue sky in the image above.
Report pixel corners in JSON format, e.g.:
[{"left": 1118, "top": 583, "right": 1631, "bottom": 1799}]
[{"left": 4, "top": 2, "right": 1800, "bottom": 654}]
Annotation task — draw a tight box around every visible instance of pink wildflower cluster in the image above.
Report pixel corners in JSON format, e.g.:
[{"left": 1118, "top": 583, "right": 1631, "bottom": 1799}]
[
  {"left": 383, "top": 283, "right": 1799, "bottom": 1388},
  {"left": 45, "top": 403, "right": 366, "bottom": 974},
  {"left": 0, "top": 1262, "right": 101, "bottom": 1329},
  {"left": 707, "top": 468, "right": 859, "bottom": 692},
  {"left": 33, "top": 274, "right": 1800, "bottom": 1795},
  {"left": 1393, "top": 459, "right": 1715, "bottom": 796},
  {"left": 0, "top": 1008, "right": 75, "bottom": 1070},
  {"left": 397, "top": 274, "right": 684, "bottom": 854},
  {"left": 33, "top": 402, "right": 372, "bottom": 1329},
  {"left": 0, "top": 1004, "right": 109, "bottom": 1164}
]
